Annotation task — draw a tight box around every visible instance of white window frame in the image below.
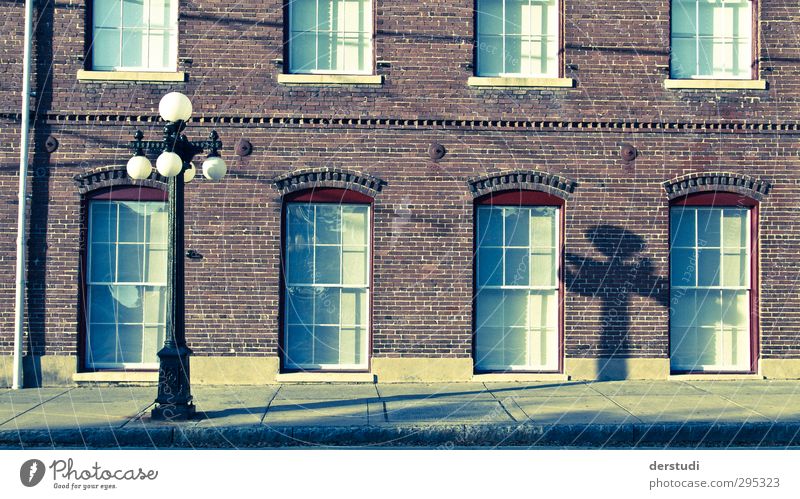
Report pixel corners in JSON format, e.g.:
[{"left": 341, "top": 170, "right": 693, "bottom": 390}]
[
  {"left": 670, "top": 0, "right": 755, "bottom": 80},
  {"left": 91, "top": 0, "right": 179, "bottom": 72},
  {"left": 86, "top": 200, "right": 167, "bottom": 369},
  {"left": 475, "top": 0, "right": 560, "bottom": 78},
  {"left": 283, "top": 203, "right": 371, "bottom": 370},
  {"left": 474, "top": 205, "right": 560, "bottom": 372},
  {"left": 287, "top": 0, "right": 374, "bottom": 75},
  {"left": 670, "top": 206, "right": 752, "bottom": 372}
]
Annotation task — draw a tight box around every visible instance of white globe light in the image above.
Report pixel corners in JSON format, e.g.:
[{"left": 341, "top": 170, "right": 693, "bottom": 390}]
[
  {"left": 202, "top": 155, "right": 227, "bottom": 180},
  {"left": 158, "top": 92, "right": 192, "bottom": 122},
  {"left": 156, "top": 151, "right": 183, "bottom": 177},
  {"left": 126, "top": 155, "right": 152, "bottom": 180},
  {"left": 184, "top": 162, "right": 197, "bottom": 183}
]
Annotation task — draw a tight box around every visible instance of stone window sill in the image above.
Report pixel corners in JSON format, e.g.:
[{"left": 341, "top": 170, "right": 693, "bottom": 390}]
[
  {"left": 468, "top": 76, "right": 575, "bottom": 88},
  {"left": 77, "top": 70, "right": 186, "bottom": 83},
  {"left": 664, "top": 79, "right": 767, "bottom": 90},
  {"left": 277, "top": 74, "right": 384, "bottom": 85}
]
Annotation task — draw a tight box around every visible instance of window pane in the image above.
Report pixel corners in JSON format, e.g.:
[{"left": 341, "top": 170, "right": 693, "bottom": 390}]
[
  {"left": 93, "top": 28, "right": 121, "bottom": 69},
  {"left": 286, "top": 324, "right": 313, "bottom": 366},
  {"left": 342, "top": 206, "right": 368, "bottom": 245},
  {"left": 315, "top": 205, "right": 341, "bottom": 244},
  {"left": 91, "top": 203, "right": 117, "bottom": 243},
  {"left": 477, "top": 0, "right": 503, "bottom": 35},
  {"left": 90, "top": 243, "right": 116, "bottom": 282},
  {"left": 504, "top": 35, "right": 522, "bottom": 74},
  {"left": 531, "top": 207, "right": 556, "bottom": 248},
  {"left": 505, "top": 0, "right": 527, "bottom": 36},
  {"left": 142, "top": 287, "right": 166, "bottom": 324},
  {"left": 670, "top": 248, "right": 695, "bottom": 287},
  {"left": 697, "top": 249, "right": 721, "bottom": 286},
  {"left": 721, "top": 290, "right": 748, "bottom": 329},
  {"left": 118, "top": 202, "right": 146, "bottom": 242},
  {"left": 121, "top": 28, "right": 145, "bottom": 67},
  {"left": 315, "top": 245, "right": 341, "bottom": 284},
  {"left": 287, "top": 205, "right": 314, "bottom": 245},
  {"left": 722, "top": 210, "right": 747, "bottom": 250},
  {"left": 88, "top": 324, "right": 117, "bottom": 365},
  {"left": 734, "top": 38, "right": 751, "bottom": 78},
  {"left": 144, "top": 247, "right": 166, "bottom": 283},
  {"left": 504, "top": 208, "right": 529, "bottom": 246},
  {"left": 316, "top": 32, "right": 338, "bottom": 71},
  {"left": 286, "top": 286, "right": 314, "bottom": 325},
  {"left": 142, "top": 326, "right": 164, "bottom": 363},
  {"left": 475, "top": 326, "right": 504, "bottom": 367},
  {"left": 504, "top": 327, "right": 527, "bottom": 366},
  {"left": 476, "top": 289, "right": 504, "bottom": 328},
  {"left": 290, "top": 0, "right": 317, "bottom": 32},
  {"left": 342, "top": 247, "right": 367, "bottom": 285},
  {"left": 117, "top": 244, "right": 145, "bottom": 282},
  {"left": 314, "top": 287, "right": 340, "bottom": 325},
  {"left": 478, "top": 247, "right": 503, "bottom": 286},
  {"left": 697, "top": 210, "right": 720, "bottom": 247},
  {"left": 314, "top": 326, "right": 339, "bottom": 364},
  {"left": 94, "top": 0, "right": 121, "bottom": 28},
  {"left": 711, "top": 39, "right": 735, "bottom": 76},
  {"left": 339, "top": 327, "right": 364, "bottom": 365},
  {"left": 722, "top": 251, "right": 746, "bottom": 287},
  {"left": 122, "top": 0, "right": 146, "bottom": 28},
  {"left": 290, "top": 32, "right": 318, "bottom": 72},
  {"left": 696, "top": 326, "right": 718, "bottom": 365},
  {"left": 317, "top": 0, "right": 333, "bottom": 31},
  {"left": 537, "top": 0, "right": 558, "bottom": 37},
  {"left": 286, "top": 244, "right": 313, "bottom": 285},
  {"left": 503, "top": 290, "right": 528, "bottom": 327},
  {"left": 696, "top": 289, "right": 720, "bottom": 328},
  {"left": 530, "top": 251, "right": 555, "bottom": 287},
  {"left": 341, "top": 289, "right": 367, "bottom": 326},
  {"left": 341, "top": 33, "right": 369, "bottom": 73},
  {"left": 149, "top": 0, "right": 174, "bottom": 28},
  {"left": 118, "top": 324, "right": 144, "bottom": 363},
  {"left": 476, "top": 35, "right": 504, "bottom": 76},
  {"left": 147, "top": 31, "right": 171, "bottom": 69},
  {"left": 477, "top": 208, "right": 503, "bottom": 247},
  {"left": 670, "top": 208, "right": 695, "bottom": 248},
  {"left": 114, "top": 285, "right": 143, "bottom": 323},
  {"left": 505, "top": 248, "right": 529, "bottom": 286},
  {"left": 670, "top": 289, "right": 696, "bottom": 327},
  {"left": 89, "top": 285, "right": 116, "bottom": 323},
  {"left": 670, "top": 0, "right": 696, "bottom": 37},
  {"left": 342, "top": 0, "right": 370, "bottom": 33},
  {"left": 529, "top": 290, "right": 557, "bottom": 329},
  {"left": 670, "top": 37, "right": 697, "bottom": 78}
]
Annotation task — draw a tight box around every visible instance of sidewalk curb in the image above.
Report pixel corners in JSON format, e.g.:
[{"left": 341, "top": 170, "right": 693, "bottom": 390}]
[{"left": 2, "top": 422, "right": 799, "bottom": 448}]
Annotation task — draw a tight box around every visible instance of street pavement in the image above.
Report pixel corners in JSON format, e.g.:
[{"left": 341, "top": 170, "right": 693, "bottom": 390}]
[{"left": 1, "top": 380, "right": 799, "bottom": 448}]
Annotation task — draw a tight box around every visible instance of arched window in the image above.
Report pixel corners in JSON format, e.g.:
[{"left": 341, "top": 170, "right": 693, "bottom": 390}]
[
  {"left": 474, "top": 190, "right": 563, "bottom": 372},
  {"left": 82, "top": 185, "right": 168, "bottom": 370},
  {"left": 669, "top": 192, "right": 758, "bottom": 373},
  {"left": 282, "top": 188, "right": 372, "bottom": 370}
]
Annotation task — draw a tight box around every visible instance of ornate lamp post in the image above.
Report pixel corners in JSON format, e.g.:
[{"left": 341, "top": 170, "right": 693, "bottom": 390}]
[{"left": 125, "top": 92, "right": 227, "bottom": 420}]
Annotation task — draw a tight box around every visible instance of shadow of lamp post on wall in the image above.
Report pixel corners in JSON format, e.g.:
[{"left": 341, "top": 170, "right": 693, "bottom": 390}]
[{"left": 125, "top": 92, "right": 227, "bottom": 420}]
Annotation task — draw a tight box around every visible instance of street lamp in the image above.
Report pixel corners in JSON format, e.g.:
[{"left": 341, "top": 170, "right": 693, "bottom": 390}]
[{"left": 125, "top": 92, "right": 226, "bottom": 421}]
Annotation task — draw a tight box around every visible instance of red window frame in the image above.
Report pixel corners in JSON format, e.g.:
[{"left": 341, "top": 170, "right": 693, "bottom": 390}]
[
  {"left": 669, "top": 191, "right": 759, "bottom": 374},
  {"left": 279, "top": 187, "right": 374, "bottom": 372},
  {"left": 78, "top": 186, "right": 167, "bottom": 372},
  {"left": 473, "top": 189, "right": 566, "bottom": 373}
]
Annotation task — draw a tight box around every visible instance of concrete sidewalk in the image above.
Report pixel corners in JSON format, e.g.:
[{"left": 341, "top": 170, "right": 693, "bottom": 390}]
[{"left": 1, "top": 380, "right": 800, "bottom": 448}]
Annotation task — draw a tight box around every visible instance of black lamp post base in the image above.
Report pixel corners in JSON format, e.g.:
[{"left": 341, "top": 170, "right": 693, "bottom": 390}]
[{"left": 151, "top": 402, "right": 196, "bottom": 421}]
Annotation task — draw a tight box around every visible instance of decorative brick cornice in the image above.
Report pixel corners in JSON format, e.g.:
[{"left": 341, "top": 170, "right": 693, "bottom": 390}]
[
  {"left": 272, "top": 167, "right": 387, "bottom": 197},
  {"left": 73, "top": 165, "right": 167, "bottom": 195},
  {"left": 662, "top": 172, "right": 772, "bottom": 201},
  {"left": 468, "top": 170, "right": 578, "bottom": 199}
]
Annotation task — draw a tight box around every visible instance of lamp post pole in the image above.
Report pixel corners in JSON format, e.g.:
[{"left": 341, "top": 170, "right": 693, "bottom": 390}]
[{"left": 125, "top": 93, "right": 226, "bottom": 421}]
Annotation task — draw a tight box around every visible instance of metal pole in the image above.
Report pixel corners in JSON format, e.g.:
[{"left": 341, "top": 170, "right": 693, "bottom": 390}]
[{"left": 13, "top": 0, "right": 35, "bottom": 390}]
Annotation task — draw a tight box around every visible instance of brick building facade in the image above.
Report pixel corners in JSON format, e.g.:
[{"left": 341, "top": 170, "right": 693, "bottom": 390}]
[{"left": 1, "top": 0, "right": 799, "bottom": 385}]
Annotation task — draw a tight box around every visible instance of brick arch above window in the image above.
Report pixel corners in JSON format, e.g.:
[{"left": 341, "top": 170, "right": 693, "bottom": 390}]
[
  {"left": 272, "top": 167, "right": 387, "bottom": 198},
  {"left": 73, "top": 165, "right": 167, "bottom": 196},
  {"left": 663, "top": 172, "right": 772, "bottom": 202},
  {"left": 468, "top": 170, "right": 578, "bottom": 200}
]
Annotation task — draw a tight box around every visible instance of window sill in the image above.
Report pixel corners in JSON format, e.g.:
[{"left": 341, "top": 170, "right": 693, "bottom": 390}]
[
  {"left": 277, "top": 74, "right": 384, "bottom": 85},
  {"left": 275, "top": 372, "right": 376, "bottom": 383},
  {"left": 472, "top": 373, "right": 568, "bottom": 382},
  {"left": 468, "top": 76, "right": 575, "bottom": 88},
  {"left": 77, "top": 70, "right": 186, "bottom": 83},
  {"left": 664, "top": 79, "right": 767, "bottom": 90},
  {"left": 73, "top": 371, "right": 158, "bottom": 383},
  {"left": 668, "top": 373, "right": 762, "bottom": 381}
]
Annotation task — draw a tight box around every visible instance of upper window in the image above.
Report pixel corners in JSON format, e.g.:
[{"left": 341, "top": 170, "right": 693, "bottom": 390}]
[
  {"left": 670, "top": 0, "right": 754, "bottom": 79},
  {"left": 474, "top": 192, "right": 562, "bottom": 372},
  {"left": 283, "top": 191, "right": 371, "bottom": 370},
  {"left": 670, "top": 195, "right": 755, "bottom": 372},
  {"left": 91, "top": 0, "right": 178, "bottom": 71},
  {"left": 85, "top": 188, "right": 168, "bottom": 369},
  {"left": 476, "top": 0, "right": 560, "bottom": 77},
  {"left": 287, "top": 0, "right": 373, "bottom": 75}
]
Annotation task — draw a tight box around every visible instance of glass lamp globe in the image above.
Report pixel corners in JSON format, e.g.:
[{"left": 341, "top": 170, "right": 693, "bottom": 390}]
[
  {"left": 158, "top": 92, "right": 192, "bottom": 122},
  {"left": 156, "top": 151, "right": 184, "bottom": 177},
  {"left": 202, "top": 155, "right": 227, "bottom": 180},
  {"left": 126, "top": 155, "right": 152, "bottom": 180},
  {"left": 184, "top": 162, "right": 197, "bottom": 183}
]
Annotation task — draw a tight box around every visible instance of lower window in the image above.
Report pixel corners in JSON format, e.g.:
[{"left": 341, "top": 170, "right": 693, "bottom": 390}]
[
  {"left": 475, "top": 204, "right": 560, "bottom": 371},
  {"left": 86, "top": 197, "right": 167, "bottom": 369},
  {"left": 283, "top": 201, "right": 370, "bottom": 370},
  {"left": 670, "top": 203, "right": 753, "bottom": 372}
]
